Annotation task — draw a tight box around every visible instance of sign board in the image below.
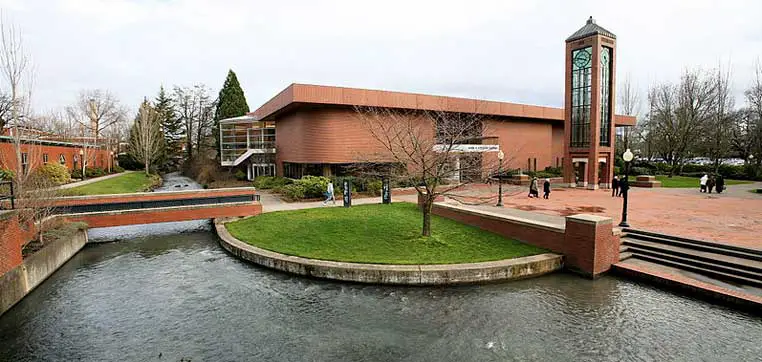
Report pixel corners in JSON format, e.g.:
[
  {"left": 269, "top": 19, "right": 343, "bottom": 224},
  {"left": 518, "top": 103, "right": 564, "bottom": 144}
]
[
  {"left": 343, "top": 180, "right": 352, "bottom": 207},
  {"left": 382, "top": 178, "right": 391, "bottom": 204},
  {"left": 432, "top": 144, "right": 499, "bottom": 153}
]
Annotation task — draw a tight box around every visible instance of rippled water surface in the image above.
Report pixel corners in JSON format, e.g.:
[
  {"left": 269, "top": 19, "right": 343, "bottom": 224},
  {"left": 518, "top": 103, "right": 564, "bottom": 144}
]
[{"left": 1, "top": 175, "right": 760, "bottom": 361}]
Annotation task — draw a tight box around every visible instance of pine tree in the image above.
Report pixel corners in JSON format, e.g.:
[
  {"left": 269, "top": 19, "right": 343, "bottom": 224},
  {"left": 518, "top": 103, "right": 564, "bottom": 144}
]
[
  {"left": 155, "top": 85, "right": 182, "bottom": 169},
  {"left": 214, "top": 70, "right": 250, "bottom": 158}
]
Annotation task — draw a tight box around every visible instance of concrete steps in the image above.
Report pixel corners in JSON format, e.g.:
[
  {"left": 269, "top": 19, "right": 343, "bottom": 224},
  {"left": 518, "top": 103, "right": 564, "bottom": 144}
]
[{"left": 618, "top": 229, "right": 762, "bottom": 290}]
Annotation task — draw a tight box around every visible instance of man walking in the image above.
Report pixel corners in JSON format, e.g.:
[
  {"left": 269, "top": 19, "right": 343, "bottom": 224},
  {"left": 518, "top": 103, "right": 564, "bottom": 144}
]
[
  {"left": 612, "top": 175, "right": 620, "bottom": 197},
  {"left": 323, "top": 181, "right": 335, "bottom": 205},
  {"left": 700, "top": 174, "right": 708, "bottom": 193},
  {"left": 543, "top": 178, "right": 551, "bottom": 199}
]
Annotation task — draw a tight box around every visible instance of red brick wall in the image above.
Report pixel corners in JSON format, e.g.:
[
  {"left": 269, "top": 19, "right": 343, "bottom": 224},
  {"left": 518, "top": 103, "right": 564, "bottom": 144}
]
[
  {"left": 0, "top": 142, "right": 112, "bottom": 173},
  {"left": 422, "top": 201, "right": 618, "bottom": 277},
  {"left": 482, "top": 118, "right": 554, "bottom": 172},
  {"left": 67, "top": 203, "right": 262, "bottom": 228},
  {"left": 0, "top": 211, "right": 35, "bottom": 275}
]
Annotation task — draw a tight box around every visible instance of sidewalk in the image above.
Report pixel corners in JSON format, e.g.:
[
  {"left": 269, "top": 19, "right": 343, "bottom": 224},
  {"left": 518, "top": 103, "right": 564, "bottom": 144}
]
[
  {"left": 54, "top": 171, "right": 135, "bottom": 190},
  {"left": 261, "top": 192, "right": 418, "bottom": 213}
]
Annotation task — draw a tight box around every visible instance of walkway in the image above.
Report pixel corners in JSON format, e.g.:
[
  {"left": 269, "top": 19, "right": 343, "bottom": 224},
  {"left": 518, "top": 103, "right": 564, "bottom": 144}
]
[
  {"left": 53, "top": 170, "right": 136, "bottom": 190},
  {"left": 260, "top": 191, "right": 418, "bottom": 213},
  {"left": 443, "top": 183, "right": 762, "bottom": 249}
]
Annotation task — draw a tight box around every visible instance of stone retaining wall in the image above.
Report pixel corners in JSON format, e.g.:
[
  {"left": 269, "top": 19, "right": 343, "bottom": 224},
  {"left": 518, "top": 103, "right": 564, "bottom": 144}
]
[
  {"left": 0, "top": 228, "right": 87, "bottom": 316},
  {"left": 214, "top": 219, "right": 563, "bottom": 285}
]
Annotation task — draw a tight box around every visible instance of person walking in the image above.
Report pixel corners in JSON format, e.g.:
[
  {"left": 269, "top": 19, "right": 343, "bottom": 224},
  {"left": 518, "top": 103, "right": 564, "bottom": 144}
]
[
  {"left": 528, "top": 177, "right": 539, "bottom": 198},
  {"left": 612, "top": 175, "right": 620, "bottom": 197},
  {"left": 323, "top": 181, "right": 335, "bottom": 205},
  {"left": 716, "top": 175, "right": 725, "bottom": 194},
  {"left": 700, "top": 174, "right": 708, "bottom": 193},
  {"left": 543, "top": 178, "right": 551, "bottom": 199},
  {"left": 707, "top": 174, "right": 716, "bottom": 194}
]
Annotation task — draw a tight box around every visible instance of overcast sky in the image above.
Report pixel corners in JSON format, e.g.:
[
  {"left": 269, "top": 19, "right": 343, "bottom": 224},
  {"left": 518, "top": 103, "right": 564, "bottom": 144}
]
[{"left": 2, "top": 0, "right": 761, "bottom": 116}]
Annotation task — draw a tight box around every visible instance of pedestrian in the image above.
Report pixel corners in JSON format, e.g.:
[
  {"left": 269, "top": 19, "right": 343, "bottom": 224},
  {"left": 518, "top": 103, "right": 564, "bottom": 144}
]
[
  {"left": 612, "top": 175, "right": 620, "bottom": 197},
  {"left": 700, "top": 174, "right": 708, "bottom": 193},
  {"left": 707, "top": 174, "right": 716, "bottom": 194},
  {"left": 323, "top": 181, "right": 335, "bottom": 205},
  {"left": 543, "top": 178, "right": 551, "bottom": 199},
  {"left": 528, "top": 177, "right": 539, "bottom": 198},
  {"left": 620, "top": 174, "right": 630, "bottom": 197},
  {"left": 716, "top": 175, "right": 725, "bottom": 194}
]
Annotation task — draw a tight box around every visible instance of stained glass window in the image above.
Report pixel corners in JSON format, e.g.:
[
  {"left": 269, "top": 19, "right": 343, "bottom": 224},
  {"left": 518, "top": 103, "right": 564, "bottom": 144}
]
[
  {"left": 571, "top": 47, "right": 592, "bottom": 148},
  {"left": 599, "top": 47, "right": 612, "bottom": 146}
]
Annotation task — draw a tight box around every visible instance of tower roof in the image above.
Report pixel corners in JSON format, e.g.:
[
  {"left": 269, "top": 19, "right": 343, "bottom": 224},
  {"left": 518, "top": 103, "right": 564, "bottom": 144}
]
[{"left": 566, "top": 16, "right": 616, "bottom": 42}]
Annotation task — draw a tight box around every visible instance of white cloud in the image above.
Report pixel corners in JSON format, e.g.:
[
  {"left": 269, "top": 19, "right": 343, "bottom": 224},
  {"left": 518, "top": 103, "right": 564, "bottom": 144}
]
[{"left": 0, "top": 0, "right": 760, "bottom": 115}]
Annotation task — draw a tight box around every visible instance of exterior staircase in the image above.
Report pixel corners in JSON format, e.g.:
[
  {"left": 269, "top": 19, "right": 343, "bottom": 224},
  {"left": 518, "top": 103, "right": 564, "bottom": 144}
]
[{"left": 617, "top": 229, "right": 762, "bottom": 289}]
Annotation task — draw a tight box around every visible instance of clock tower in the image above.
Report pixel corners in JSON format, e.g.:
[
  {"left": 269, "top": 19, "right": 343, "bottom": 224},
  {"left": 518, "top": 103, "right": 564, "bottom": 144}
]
[{"left": 563, "top": 17, "right": 617, "bottom": 189}]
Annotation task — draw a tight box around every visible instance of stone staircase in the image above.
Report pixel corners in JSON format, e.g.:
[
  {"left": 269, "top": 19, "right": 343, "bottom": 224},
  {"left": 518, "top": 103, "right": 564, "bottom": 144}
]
[{"left": 617, "top": 229, "right": 762, "bottom": 289}]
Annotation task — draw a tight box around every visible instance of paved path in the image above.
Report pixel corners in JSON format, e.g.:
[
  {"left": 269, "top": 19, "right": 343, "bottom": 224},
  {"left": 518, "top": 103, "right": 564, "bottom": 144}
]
[
  {"left": 259, "top": 191, "right": 418, "bottom": 213},
  {"left": 54, "top": 171, "right": 135, "bottom": 190}
]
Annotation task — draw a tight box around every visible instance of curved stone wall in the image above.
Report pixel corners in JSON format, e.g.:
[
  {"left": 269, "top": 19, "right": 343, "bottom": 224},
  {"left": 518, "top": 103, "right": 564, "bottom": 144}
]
[{"left": 214, "top": 219, "right": 563, "bottom": 285}]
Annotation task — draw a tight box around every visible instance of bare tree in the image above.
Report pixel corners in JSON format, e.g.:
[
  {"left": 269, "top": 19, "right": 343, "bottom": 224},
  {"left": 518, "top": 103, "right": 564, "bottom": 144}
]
[
  {"left": 355, "top": 106, "right": 515, "bottom": 236},
  {"left": 129, "top": 99, "right": 164, "bottom": 175},
  {"left": 741, "top": 59, "right": 762, "bottom": 167},
  {"left": 66, "top": 89, "right": 127, "bottom": 145},
  {"left": 173, "top": 84, "right": 215, "bottom": 161},
  {"left": 617, "top": 75, "right": 641, "bottom": 157},
  {"left": 703, "top": 63, "right": 735, "bottom": 172},
  {"left": 648, "top": 69, "right": 714, "bottom": 176}
]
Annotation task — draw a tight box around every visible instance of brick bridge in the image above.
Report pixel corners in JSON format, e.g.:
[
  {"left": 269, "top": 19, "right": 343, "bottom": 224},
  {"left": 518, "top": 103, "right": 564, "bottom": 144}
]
[{"left": 50, "top": 187, "right": 262, "bottom": 228}]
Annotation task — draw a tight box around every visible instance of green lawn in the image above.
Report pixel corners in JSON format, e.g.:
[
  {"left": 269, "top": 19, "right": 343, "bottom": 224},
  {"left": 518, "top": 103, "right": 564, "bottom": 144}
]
[
  {"left": 62, "top": 172, "right": 162, "bottom": 196},
  {"left": 651, "top": 175, "right": 751, "bottom": 188},
  {"left": 225, "top": 203, "right": 547, "bottom": 264}
]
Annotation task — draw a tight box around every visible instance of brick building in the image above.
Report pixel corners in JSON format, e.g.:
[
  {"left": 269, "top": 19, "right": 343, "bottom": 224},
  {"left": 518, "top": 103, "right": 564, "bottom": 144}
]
[
  {"left": 0, "top": 135, "right": 113, "bottom": 176},
  {"left": 220, "top": 18, "right": 636, "bottom": 187}
]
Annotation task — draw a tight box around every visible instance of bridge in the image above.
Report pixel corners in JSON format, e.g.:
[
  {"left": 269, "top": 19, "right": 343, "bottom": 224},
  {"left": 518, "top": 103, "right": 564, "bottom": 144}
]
[{"left": 49, "top": 187, "right": 262, "bottom": 228}]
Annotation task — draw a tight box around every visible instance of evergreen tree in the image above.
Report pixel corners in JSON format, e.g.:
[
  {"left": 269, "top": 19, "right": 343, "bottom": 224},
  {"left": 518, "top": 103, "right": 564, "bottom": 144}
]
[
  {"left": 214, "top": 70, "right": 249, "bottom": 158},
  {"left": 155, "top": 85, "right": 182, "bottom": 169}
]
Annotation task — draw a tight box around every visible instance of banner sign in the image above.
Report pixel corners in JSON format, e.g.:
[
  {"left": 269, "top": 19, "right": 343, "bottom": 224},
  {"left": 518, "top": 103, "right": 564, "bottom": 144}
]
[
  {"left": 343, "top": 180, "right": 352, "bottom": 207},
  {"left": 432, "top": 144, "right": 499, "bottom": 153},
  {"left": 382, "top": 178, "right": 391, "bottom": 204}
]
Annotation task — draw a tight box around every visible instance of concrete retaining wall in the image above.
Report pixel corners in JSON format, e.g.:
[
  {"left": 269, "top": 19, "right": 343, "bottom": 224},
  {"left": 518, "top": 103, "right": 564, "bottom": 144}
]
[
  {"left": 214, "top": 219, "right": 563, "bottom": 285},
  {"left": 0, "top": 228, "right": 87, "bottom": 316}
]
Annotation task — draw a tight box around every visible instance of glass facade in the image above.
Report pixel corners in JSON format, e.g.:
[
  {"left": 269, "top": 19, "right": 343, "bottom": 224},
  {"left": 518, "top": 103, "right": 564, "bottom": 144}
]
[
  {"left": 219, "top": 120, "right": 275, "bottom": 165},
  {"left": 570, "top": 46, "right": 592, "bottom": 148},
  {"left": 599, "top": 46, "right": 612, "bottom": 146}
]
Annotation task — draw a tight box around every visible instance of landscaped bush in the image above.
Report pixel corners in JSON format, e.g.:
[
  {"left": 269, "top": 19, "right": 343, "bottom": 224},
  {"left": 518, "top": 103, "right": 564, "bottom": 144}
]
[
  {"left": 280, "top": 184, "right": 305, "bottom": 201},
  {"left": 295, "top": 175, "right": 330, "bottom": 198},
  {"left": 542, "top": 166, "right": 562, "bottom": 176},
  {"left": 112, "top": 164, "right": 125, "bottom": 173},
  {"left": 85, "top": 167, "right": 107, "bottom": 178},
  {"left": 629, "top": 166, "right": 651, "bottom": 176},
  {"left": 70, "top": 169, "right": 83, "bottom": 179},
  {"left": 366, "top": 180, "right": 383, "bottom": 196},
  {"left": 117, "top": 153, "right": 144, "bottom": 171},
  {"left": 0, "top": 167, "right": 14, "bottom": 181},
  {"left": 253, "top": 176, "right": 292, "bottom": 189},
  {"left": 35, "top": 163, "right": 71, "bottom": 185},
  {"left": 234, "top": 169, "right": 247, "bottom": 181}
]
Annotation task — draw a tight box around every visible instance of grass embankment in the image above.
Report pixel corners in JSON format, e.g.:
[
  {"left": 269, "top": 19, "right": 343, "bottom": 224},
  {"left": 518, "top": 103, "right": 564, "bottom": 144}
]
[
  {"left": 225, "top": 203, "right": 547, "bottom": 264},
  {"left": 651, "top": 175, "right": 751, "bottom": 188},
  {"left": 63, "top": 172, "right": 162, "bottom": 196}
]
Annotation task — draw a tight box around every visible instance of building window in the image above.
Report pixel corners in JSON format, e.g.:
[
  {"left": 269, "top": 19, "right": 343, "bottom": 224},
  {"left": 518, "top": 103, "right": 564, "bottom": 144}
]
[
  {"left": 599, "top": 46, "right": 612, "bottom": 147},
  {"left": 43, "top": 153, "right": 49, "bottom": 165},
  {"left": 571, "top": 46, "right": 592, "bottom": 148},
  {"left": 533, "top": 158, "right": 537, "bottom": 172},
  {"left": 21, "top": 152, "right": 28, "bottom": 175},
  {"left": 59, "top": 154, "right": 66, "bottom": 165},
  {"left": 527, "top": 158, "right": 531, "bottom": 172}
]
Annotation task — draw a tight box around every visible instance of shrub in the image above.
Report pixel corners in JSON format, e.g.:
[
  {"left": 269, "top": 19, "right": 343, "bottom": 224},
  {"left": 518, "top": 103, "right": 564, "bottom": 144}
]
[
  {"left": 280, "top": 184, "right": 305, "bottom": 201},
  {"left": 295, "top": 175, "right": 330, "bottom": 198},
  {"left": 0, "top": 168, "right": 14, "bottom": 181},
  {"left": 234, "top": 169, "right": 247, "bottom": 181},
  {"left": 70, "top": 169, "right": 83, "bottom": 179},
  {"left": 253, "top": 176, "right": 292, "bottom": 189},
  {"left": 35, "top": 163, "right": 71, "bottom": 185},
  {"left": 117, "top": 154, "right": 144, "bottom": 171},
  {"left": 542, "top": 166, "right": 563, "bottom": 176},
  {"left": 85, "top": 167, "right": 107, "bottom": 178},
  {"left": 366, "top": 180, "right": 383, "bottom": 196},
  {"left": 112, "top": 164, "right": 125, "bottom": 173},
  {"left": 629, "top": 167, "right": 651, "bottom": 176}
]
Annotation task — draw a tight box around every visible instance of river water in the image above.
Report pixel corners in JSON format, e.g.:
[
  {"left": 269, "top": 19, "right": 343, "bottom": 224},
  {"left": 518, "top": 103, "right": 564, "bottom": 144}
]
[{"left": 0, "top": 175, "right": 760, "bottom": 361}]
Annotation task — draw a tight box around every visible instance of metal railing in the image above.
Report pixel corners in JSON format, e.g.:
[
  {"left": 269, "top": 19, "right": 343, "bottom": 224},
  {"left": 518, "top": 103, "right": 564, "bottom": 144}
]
[{"left": 0, "top": 180, "right": 15, "bottom": 209}]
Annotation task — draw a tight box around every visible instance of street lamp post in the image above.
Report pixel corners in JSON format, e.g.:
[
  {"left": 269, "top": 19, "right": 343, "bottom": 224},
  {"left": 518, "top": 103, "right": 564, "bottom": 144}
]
[
  {"left": 79, "top": 149, "right": 85, "bottom": 180},
  {"left": 619, "top": 148, "right": 634, "bottom": 228},
  {"left": 109, "top": 151, "right": 114, "bottom": 173},
  {"left": 496, "top": 150, "right": 505, "bottom": 207}
]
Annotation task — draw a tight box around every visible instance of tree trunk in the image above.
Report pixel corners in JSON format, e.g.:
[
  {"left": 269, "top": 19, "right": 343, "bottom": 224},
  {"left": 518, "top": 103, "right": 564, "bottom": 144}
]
[
  {"left": 421, "top": 196, "right": 433, "bottom": 237},
  {"left": 145, "top": 161, "right": 149, "bottom": 176}
]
